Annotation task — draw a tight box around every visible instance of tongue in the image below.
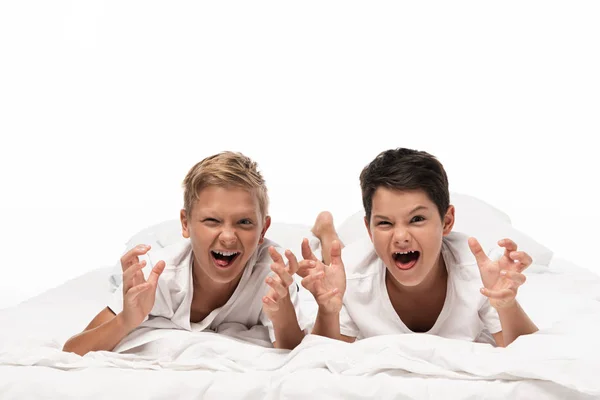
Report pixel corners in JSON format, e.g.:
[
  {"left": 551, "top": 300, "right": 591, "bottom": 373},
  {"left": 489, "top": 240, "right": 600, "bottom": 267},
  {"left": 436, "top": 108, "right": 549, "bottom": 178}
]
[
  {"left": 395, "top": 259, "right": 417, "bottom": 270},
  {"left": 214, "top": 257, "right": 231, "bottom": 267}
]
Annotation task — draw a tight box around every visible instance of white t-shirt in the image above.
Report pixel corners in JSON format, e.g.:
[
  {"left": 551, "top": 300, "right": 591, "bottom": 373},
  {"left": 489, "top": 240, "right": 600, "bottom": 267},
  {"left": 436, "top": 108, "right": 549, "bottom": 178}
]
[
  {"left": 336, "top": 231, "right": 502, "bottom": 343},
  {"left": 108, "top": 238, "right": 307, "bottom": 344}
]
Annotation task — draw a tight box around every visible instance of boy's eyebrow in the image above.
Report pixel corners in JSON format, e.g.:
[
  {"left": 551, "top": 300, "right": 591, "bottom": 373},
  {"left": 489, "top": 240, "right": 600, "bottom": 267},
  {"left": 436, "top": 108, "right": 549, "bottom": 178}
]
[
  {"left": 197, "top": 209, "right": 258, "bottom": 218},
  {"left": 372, "top": 214, "right": 390, "bottom": 220},
  {"left": 409, "top": 205, "right": 428, "bottom": 214},
  {"left": 373, "top": 206, "right": 429, "bottom": 220},
  {"left": 237, "top": 209, "right": 260, "bottom": 218}
]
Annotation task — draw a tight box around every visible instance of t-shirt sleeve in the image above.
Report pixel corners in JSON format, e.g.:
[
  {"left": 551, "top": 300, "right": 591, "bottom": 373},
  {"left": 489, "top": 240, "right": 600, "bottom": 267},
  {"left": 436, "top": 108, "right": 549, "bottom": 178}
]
[
  {"left": 258, "top": 311, "right": 274, "bottom": 343},
  {"left": 339, "top": 302, "right": 360, "bottom": 338},
  {"left": 107, "top": 282, "right": 124, "bottom": 315},
  {"left": 478, "top": 300, "right": 502, "bottom": 334},
  {"left": 290, "top": 279, "right": 311, "bottom": 332},
  {"left": 108, "top": 261, "right": 123, "bottom": 295}
]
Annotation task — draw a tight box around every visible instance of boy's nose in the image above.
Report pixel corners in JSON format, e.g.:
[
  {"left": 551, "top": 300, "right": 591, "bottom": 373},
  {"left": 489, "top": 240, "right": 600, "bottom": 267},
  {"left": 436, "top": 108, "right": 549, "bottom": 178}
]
[
  {"left": 219, "top": 229, "right": 238, "bottom": 245},
  {"left": 393, "top": 228, "right": 410, "bottom": 244}
]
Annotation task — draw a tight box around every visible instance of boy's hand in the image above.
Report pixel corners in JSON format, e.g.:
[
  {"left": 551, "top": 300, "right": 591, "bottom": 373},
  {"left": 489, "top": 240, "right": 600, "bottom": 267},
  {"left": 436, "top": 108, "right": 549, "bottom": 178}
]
[
  {"left": 120, "top": 245, "right": 166, "bottom": 330},
  {"left": 262, "top": 247, "right": 300, "bottom": 319},
  {"left": 298, "top": 238, "right": 346, "bottom": 315},
  {"left": 468, "top": 237, "right": 532, "bottom": 309}
]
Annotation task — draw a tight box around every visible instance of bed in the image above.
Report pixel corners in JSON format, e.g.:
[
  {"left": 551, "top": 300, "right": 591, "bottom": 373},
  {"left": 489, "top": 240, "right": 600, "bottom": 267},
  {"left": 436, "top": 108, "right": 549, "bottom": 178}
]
[{"left": 1, "top": 193, "right": 599, "bottom": 399}]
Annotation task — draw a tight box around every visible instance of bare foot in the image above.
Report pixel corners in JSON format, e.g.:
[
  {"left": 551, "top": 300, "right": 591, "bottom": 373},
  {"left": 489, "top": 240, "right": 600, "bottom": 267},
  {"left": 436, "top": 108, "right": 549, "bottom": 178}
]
[
  {"left": 311, "top": 211, "right": 336, "bottom": 239},
  {"left": 311, "top": 211, "right": 343, "bottom": 265}
]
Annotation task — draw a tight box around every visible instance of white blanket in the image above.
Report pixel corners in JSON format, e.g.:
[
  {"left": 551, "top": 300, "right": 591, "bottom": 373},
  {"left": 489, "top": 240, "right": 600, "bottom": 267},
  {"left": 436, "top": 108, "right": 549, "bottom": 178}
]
[
  {"left": 2, "top": 306, "right": 600, "bottom": 395},
  {"left": 2, "top": 256, "right": 600, "bottom": 399}
]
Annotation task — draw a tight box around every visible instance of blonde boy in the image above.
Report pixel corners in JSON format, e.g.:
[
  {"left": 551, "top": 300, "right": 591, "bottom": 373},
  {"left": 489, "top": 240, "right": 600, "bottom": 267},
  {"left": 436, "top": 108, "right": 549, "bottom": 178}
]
[{"left": 63, "top": 152, "right": 305, "bottom": 355}]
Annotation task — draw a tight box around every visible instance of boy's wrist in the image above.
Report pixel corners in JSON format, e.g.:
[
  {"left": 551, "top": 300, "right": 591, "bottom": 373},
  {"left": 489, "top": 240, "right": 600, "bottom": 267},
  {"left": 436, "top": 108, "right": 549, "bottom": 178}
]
[
  {"left": 268, "top": 296, "right": 295, "bottom": 322},
  {"left": 493, "top": 298, "right": 518, "bottom": 311},
  {"left": 115, "top": 312, "right": 138, "bottom": 335},
  {"left": 313, "top": 308, "right": 342, "bottom": 338},
  {"left": 317, "top": 306, "right": 340, "bottom": 318}
]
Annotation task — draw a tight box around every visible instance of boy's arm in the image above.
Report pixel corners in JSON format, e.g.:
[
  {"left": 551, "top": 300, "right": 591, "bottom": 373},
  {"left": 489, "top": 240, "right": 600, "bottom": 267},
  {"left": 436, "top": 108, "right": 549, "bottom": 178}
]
[
  {"left": 269, "top": 295, "right": 305, "bottom": 349},
  {"left": 300, "top": 239, "right": 356, "bottom": 343},
  {"left": 493, "top": 301, "right": 538, "bottom": 347},
  {"left": 63, "top": 249, "right": 166, "bottom": 356},
  {"left": 263, "top": 247, "right": 306, "bottom": 350},
  {"left": 469, "top": 237, "right": 538, "bottom": 347},
  {"left": 62, "top": 307, "right": 136, "bottom": 356},
  {"left": 312, "top": 309, "right": 355, "bottom": 343}
]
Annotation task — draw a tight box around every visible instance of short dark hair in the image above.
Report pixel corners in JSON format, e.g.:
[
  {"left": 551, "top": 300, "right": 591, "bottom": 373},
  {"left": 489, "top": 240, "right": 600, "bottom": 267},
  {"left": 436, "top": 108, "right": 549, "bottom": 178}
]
[{"left": 360, "top": 148, "right": 450, "bottom": 222}]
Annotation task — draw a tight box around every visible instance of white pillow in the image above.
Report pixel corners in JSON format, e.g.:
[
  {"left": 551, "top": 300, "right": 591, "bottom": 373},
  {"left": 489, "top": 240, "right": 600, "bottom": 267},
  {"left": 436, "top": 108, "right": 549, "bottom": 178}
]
[
  {"left": 337, "top": 192, "right": 553, "bottom": 266},
  {"left": 124, "top": 219, "right": 184, "bottom": 250}
]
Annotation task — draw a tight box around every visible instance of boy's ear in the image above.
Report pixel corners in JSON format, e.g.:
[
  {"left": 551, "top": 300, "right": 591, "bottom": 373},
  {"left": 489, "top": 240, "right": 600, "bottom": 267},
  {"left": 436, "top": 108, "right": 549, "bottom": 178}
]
[
  {"left": 364, "top": 215, "right": 373, "bottom": 241},
  {"left": 180, "top": 209, "right": 190, "bottom": 239},
  {"left": 442, "top": 205, "right": 455, "bottom": 236},
  {"left": 259, "top": 216, "right": 271, "bottom": 244}
]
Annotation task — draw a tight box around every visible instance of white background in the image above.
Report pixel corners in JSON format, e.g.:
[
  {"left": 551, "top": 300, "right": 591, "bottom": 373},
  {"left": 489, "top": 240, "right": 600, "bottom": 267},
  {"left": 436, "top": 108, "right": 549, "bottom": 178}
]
[{"left": 1, "top": 1, "right": 598, "bottom": 309}]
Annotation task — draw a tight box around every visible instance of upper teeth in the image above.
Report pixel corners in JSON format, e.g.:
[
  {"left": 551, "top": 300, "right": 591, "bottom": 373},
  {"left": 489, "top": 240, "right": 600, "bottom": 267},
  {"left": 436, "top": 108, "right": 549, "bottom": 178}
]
[
  {"left": 395, "top": 251, "right": 416, "bottom": 255},
  {"left": 214, "top": 250, "right": 238, "bottom": 256}
]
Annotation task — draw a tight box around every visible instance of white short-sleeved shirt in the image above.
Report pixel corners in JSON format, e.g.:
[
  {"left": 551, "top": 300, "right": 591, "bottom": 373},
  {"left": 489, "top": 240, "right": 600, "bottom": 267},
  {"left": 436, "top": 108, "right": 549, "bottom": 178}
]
[
  {"left": 108, "top": 238, "right": 307, "bottom": 343},
  {"left": 336, "top": 231, "right": 502, "bottom": 343}
]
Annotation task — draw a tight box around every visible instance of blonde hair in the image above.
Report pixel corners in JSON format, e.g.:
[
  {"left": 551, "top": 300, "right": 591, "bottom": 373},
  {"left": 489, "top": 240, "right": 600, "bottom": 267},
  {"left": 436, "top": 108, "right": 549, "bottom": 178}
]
[{"left": 182, "top": 151, "right": 269, "bottom": 218}]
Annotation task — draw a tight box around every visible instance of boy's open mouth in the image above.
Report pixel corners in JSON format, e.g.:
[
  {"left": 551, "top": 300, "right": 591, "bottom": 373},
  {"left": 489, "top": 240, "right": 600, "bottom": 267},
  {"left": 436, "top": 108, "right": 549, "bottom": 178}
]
[
  {"left": 211, "top": 250, "right": 240, "bottom": 268},
  {"left": 392, "top": 250, "right": 420, "bottom": 270}
]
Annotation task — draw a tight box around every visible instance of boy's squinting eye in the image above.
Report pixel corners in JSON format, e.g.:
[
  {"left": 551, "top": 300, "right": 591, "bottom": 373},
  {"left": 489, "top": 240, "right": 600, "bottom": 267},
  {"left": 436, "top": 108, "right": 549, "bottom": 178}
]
[
  {"left": 202, "top": 218, "right": 219, "bottom": 224},
  {"left": 376, "top": 220, "right": 391, "bottom": 226},
  {"left": 239, "top": 219, "right": 253, "bottom": 226},
  {"left": 411, "top": 216, "right": 425, "bottom": 223}
]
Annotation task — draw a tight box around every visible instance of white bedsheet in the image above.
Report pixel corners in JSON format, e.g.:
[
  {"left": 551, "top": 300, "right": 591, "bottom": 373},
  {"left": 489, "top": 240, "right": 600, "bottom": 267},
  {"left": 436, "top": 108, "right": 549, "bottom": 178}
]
[{"left": 1, "top": 256, "right": 600, "bottom": 399}]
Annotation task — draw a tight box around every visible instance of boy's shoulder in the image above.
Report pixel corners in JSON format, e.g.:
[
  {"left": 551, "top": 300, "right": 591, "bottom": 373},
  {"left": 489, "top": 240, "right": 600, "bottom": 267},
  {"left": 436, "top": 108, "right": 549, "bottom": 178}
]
[
  {"left": 442, "top": 231, "right": 477, "bottom": 267},
  {"left": 443, "top": 231, "right": 487, "bottom": 282},
  {"left": 241, "top": 238, "right": 279, "bottom": 277},
  {"left": 254, "top": 238, "right": 277, "bottom": 264},
  {"left": 342, "top": 237, "right": 382, "bottom": 281}
]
